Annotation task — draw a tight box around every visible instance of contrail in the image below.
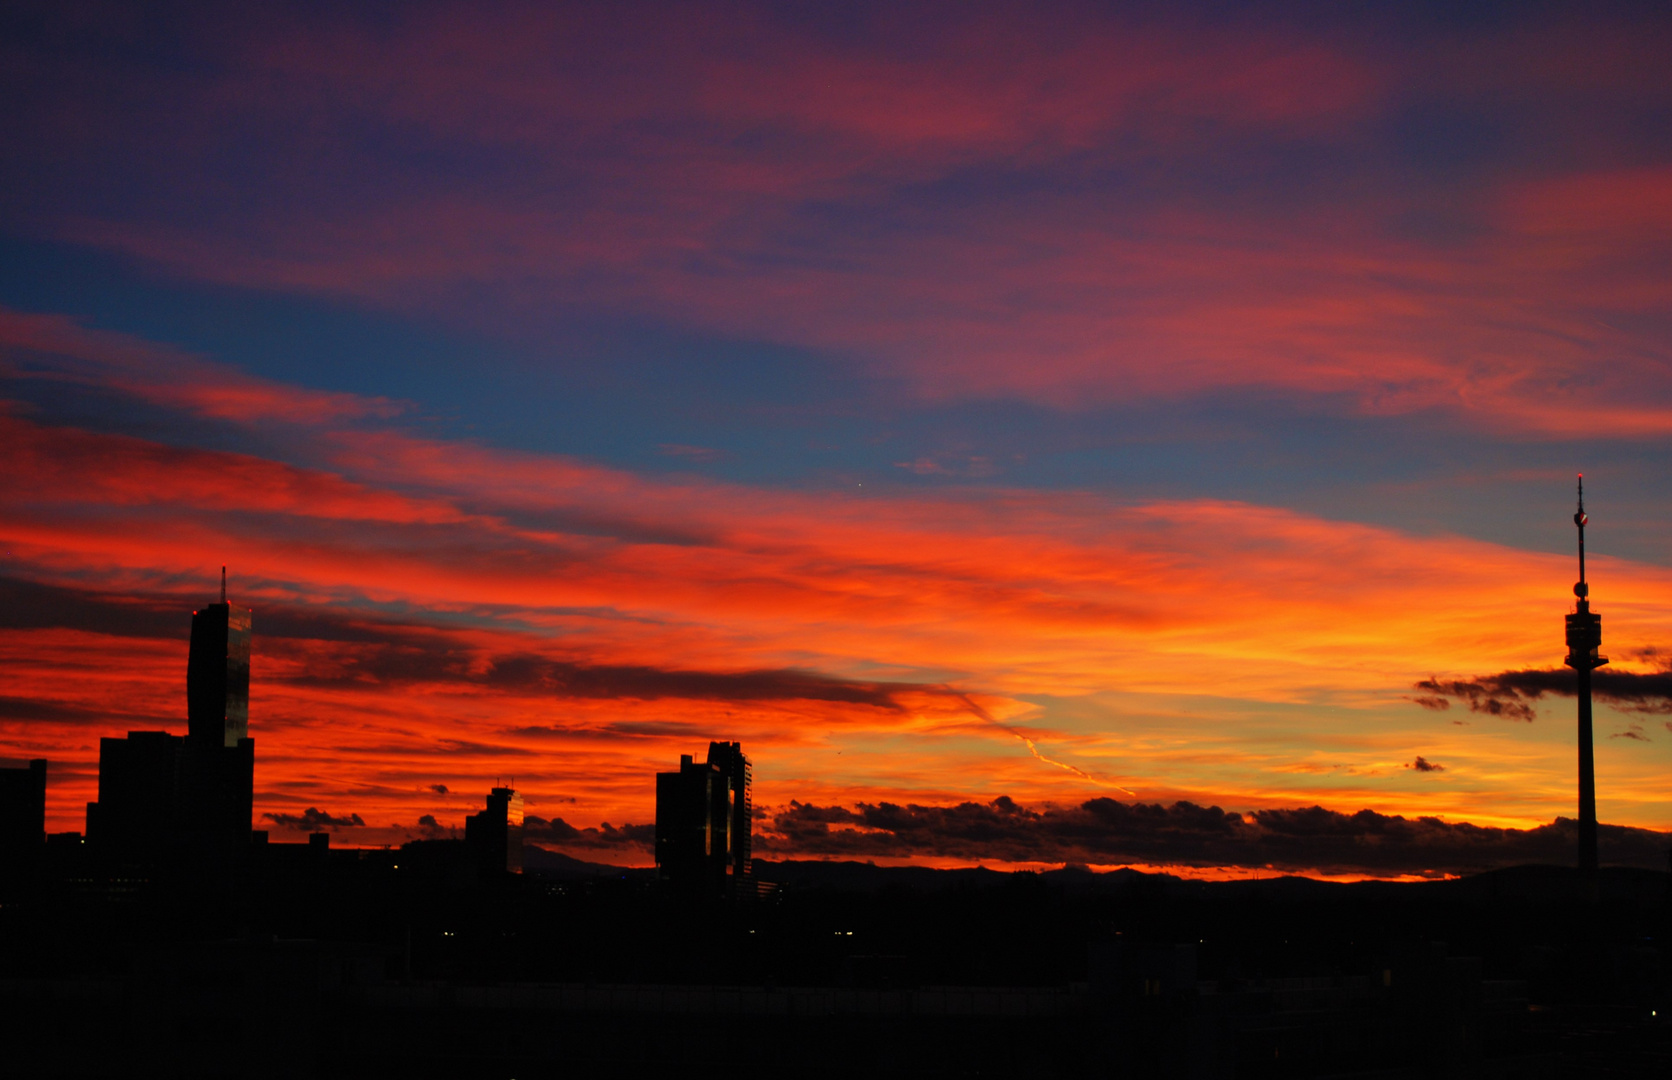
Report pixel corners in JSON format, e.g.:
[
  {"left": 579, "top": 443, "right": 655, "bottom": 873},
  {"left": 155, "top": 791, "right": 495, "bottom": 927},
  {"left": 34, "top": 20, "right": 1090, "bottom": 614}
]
[{"left": 950, "top": 691, "right": 1135, "bottom": 796}]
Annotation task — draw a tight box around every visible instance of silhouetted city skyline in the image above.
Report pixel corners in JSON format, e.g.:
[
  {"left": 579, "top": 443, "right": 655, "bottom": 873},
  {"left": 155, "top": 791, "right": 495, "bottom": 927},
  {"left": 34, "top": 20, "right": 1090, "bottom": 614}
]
[
  {"left": 6, "top": 5, "right": 1672, "bottom": 1070},
  {"left": 0, "top": 532, "right": 1667, "bottom": 1077}
]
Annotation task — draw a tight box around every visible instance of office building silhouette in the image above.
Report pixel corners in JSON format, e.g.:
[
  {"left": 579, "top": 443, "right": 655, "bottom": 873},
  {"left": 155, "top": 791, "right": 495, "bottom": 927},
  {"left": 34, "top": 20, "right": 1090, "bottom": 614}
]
[
  {"left": 0, "top": 758, "right": 47, "bottom": 852},
  {"left": 85, "top": 571, "right": 255, "bottom": 863},
  {"left": 707, "top": 741, "right": 752, "bottom": 882},
  {"left": 188, "top": 570, "right": 251, "bottom": 748},
  {"left": 655, "top": 742, "right": 751, "bottom": 900},
  {"left": 465, "top": 786, "right": 524, "bottom": 877},
  {"left": 86, "top": 731, "right": 184, "bottom": 858}
]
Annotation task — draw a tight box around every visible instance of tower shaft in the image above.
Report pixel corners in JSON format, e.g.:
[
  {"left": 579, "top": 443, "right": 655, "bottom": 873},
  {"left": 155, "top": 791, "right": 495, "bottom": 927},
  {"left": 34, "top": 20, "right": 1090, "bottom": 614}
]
[
  {"left": 1564, "top": 476, "right": 1604, "bottom": 876},
  {"left": 1575, "top": 660, "right": 1597, "bottom": 873}
]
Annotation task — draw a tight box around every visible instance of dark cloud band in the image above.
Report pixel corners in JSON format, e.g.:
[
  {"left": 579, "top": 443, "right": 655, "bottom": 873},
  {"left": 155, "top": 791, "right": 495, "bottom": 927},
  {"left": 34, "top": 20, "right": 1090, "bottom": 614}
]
[
  {"left": 1415, "top": 665, "right": 1672, "bottom": 722},
  {"left": 0, "top": 574, "right": 938, "bottom": 709},
  {"left": 755, "top": 796, "right": 1672, "bottom": 877}
]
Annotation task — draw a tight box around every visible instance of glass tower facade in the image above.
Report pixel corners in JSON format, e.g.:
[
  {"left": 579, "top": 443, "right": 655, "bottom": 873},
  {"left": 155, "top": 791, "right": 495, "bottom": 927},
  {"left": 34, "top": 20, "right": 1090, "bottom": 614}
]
[{"left": 188, "top": 602, "right": 251, "bottom": 748}]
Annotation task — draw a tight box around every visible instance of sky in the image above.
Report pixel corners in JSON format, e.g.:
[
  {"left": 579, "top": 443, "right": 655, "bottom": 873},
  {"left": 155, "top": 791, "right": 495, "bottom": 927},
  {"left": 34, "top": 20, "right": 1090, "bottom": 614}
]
[{"left": 2, "top": 1, "right": 1671, "bottom": 876}]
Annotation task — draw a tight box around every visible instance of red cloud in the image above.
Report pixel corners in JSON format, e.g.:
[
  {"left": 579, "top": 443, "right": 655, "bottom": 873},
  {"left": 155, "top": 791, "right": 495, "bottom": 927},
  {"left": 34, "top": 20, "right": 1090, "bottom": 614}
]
[
  {"left": 18, "top": 8, "right": 1668, "bottom": 435},
  {"left": 8, "top": 348, "right": 1672, "bottom": 842}
]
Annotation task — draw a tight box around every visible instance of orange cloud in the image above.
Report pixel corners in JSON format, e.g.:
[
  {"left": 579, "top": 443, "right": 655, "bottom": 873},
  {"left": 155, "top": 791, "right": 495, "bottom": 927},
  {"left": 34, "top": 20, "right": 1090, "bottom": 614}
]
[{"left": 6, "top": 355, "right": 1672, "bottom": 846}]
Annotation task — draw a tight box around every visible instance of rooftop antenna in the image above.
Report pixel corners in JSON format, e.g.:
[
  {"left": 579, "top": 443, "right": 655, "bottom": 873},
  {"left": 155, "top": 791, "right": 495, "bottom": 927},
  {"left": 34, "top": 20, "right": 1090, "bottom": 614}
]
[
  {"left": 1564, "top": 473, "right": 1606, "bottom": 876},
  {"left": 1574, "top": 476, "right": 1587, "bottom": 598},
  {"left": 221, "top": 565, "right": 227, "bottom": 604}
]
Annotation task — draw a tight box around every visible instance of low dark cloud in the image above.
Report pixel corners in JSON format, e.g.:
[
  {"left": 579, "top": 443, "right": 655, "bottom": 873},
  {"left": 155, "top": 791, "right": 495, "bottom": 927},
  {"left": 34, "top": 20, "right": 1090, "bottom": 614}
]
[
  {"left": 290, "top": 641, "right": 941, "bottom": 710},
  {"left": 1415, "top": 663, "right": 1672, "bottom": 721},
  {"left": 413, "top": 813, "right": 449, "bottom": 838},
  {"left": 0, "top": 694, "right": 172, "bottom": 727},
  {"left": 755, "top": 797, "right": 1672, "bottom": 877},
  {"left": 479, "top": 655, "right": 919, "bottom": 708},
  {"left": 0, "top": 575, "right": 950, "bottom": 712},
  {"left": 0, "top": 574, "right": 433, "bottom": 644},
  {"left": 269, "top": 605, "right": 936, "bottom": 711},
  {"left": 263, "top": 807, "right": 366, "bottom": 831},
  {"left": 1410, "top": 756, "right": 1443, "bottom": 772},
  {"left": 428, "top": 784, "right": 448, "bottom": 794},
  {"left": 0, "top": 576, "right": 182, "bottom": 638},
  {"left": 524, "top": 815, "right": 653, "bottom": 851}
]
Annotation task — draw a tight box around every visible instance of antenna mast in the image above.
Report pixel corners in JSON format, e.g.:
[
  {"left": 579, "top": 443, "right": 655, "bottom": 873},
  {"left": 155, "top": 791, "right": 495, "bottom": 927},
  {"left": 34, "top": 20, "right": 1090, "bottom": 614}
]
[{"left": 1574, "top": 476, "right": 1587, "bottom": 596}]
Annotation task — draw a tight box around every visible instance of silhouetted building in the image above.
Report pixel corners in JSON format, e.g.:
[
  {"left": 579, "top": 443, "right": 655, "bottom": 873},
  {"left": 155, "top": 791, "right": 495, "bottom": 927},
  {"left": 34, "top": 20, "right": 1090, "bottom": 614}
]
[
  {"left": 0, "top": 758, "right": 47, "bottom": 852},
  {"left": 85, "top": 572, "right": 256, "bottom": 864},
  {"left": 1565, "top": 478, "right": 1606, "bottom": 874},
  {"left": 707, "top": 741, "right": 751, "bottom": 882},
  {"left": 656, "top": 754, "right": 724, "bottom": 899},
  {"left": 655, "top": 743, "right": 751, "bottom": 900},
  {"left": 180, "top": 570, "right": 256, "bottom": 850},
  {"left": 466, "top": 786, "right": 524, "bottom": 877},
  {"left": 86, "top": 731, "right": 182, "bottom": 858},
  {"left": 188, "top": 577, "right": 251, "bottom": 748}
]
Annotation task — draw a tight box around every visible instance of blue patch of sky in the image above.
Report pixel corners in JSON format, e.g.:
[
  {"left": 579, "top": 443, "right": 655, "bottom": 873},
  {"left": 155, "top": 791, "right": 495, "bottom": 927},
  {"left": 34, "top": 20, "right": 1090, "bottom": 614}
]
[{"left": 5, "top": 232, "right": 1671, "bottom": 568}]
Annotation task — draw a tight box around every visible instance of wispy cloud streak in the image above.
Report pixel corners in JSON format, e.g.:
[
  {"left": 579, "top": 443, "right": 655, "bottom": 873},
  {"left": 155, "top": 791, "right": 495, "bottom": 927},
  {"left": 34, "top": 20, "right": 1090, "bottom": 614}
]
[
  {"left": 5, "top": 325, "right": 1672, "bottom": 841},
  {"left": 4, "top": 5, "right": 1670, "bottom": 433}
]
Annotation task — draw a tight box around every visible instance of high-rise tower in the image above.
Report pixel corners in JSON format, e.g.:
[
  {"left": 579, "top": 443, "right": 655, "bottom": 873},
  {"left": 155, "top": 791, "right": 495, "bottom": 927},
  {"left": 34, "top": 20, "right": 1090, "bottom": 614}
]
[
  {"left": 188, "top": 567, "right": 251, "bottom": 748},
  {"left": 654, "top": 742, "right": 752, "bottom": 901},
  {"left": 88, "top": 569, "right": 255, "bottom": 863},
  {"left": 706, "top": 741, "right": 751, "bottom": 883},
  {"left": 465, "top": 786, "right": 525, "bottom": 876},
  {"left": 1563, "top": 476, "right": 1606, "bottom": 875}
]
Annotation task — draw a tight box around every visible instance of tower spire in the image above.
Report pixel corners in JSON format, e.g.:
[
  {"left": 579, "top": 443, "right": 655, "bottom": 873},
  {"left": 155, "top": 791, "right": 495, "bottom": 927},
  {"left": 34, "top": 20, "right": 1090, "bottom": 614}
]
[
  {"left": 221, "top": 565, "right": 227, "bottom": 604},
  {"left": 1564, "top": 474, "right": 1605, "bottom": 876},
  {"left": 1574, "top": 475, "right": 1587, "bottom": 598}
]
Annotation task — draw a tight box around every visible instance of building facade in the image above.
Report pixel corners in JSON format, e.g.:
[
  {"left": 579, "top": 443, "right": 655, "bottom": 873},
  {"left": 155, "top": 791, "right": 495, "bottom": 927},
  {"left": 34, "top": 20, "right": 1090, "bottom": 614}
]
[
  {"left": 654, "top": 742, "right": 752, "bottom": 900},
  {"left": 188, "top": 599, "right": 252, "bottom": 748},
  {"left": 465, "top": 786, "right": 524, "bottom": 877}
]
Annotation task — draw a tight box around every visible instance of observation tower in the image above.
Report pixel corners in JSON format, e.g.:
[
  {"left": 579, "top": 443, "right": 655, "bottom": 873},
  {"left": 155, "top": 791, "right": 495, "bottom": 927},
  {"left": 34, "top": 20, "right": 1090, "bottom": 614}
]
[{"left": 1563, "top": 476, "right": 1606, "bottom": 875}]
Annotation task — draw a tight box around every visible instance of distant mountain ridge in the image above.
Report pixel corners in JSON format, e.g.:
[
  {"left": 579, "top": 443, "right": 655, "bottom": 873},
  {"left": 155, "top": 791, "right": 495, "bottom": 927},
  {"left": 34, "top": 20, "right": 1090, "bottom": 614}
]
[{"left": 522, "top": 846, "right": 1670, "bottom": 900}]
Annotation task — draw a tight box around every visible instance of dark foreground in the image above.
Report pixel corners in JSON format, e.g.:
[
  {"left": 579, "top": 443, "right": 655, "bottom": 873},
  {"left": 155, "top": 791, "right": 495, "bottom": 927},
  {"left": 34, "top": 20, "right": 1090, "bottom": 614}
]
[{"left": 1, "top": 846, "right": 1668, "bottom": 1078}]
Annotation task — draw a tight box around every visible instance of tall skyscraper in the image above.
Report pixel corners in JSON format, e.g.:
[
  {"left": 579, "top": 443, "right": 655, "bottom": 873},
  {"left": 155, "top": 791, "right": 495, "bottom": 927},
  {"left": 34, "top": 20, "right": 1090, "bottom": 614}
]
[
  {"left": 86, "top": 571, "right": 256, "bottom": 864},
  {"left": 706, "top": 741, "right": 751, "bottom": 882},
  {"left": 1563, "top": 477, "right": 1606, "bottom": 875},
  {"left": 655, "top": 743, "right": 751, "bottom": 900},
  {"left": 465, "top": 786, "right": 524, "bottom": 876},
  {"left": 188, "top": 567, "right": 251, "bottom": 748}
]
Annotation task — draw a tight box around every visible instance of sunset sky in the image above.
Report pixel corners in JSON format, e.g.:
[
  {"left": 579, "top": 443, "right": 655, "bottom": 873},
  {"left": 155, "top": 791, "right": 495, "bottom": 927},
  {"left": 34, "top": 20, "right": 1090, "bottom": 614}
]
[{"left": 3, "top": 2, "right": 1671, "bottom": 875}]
